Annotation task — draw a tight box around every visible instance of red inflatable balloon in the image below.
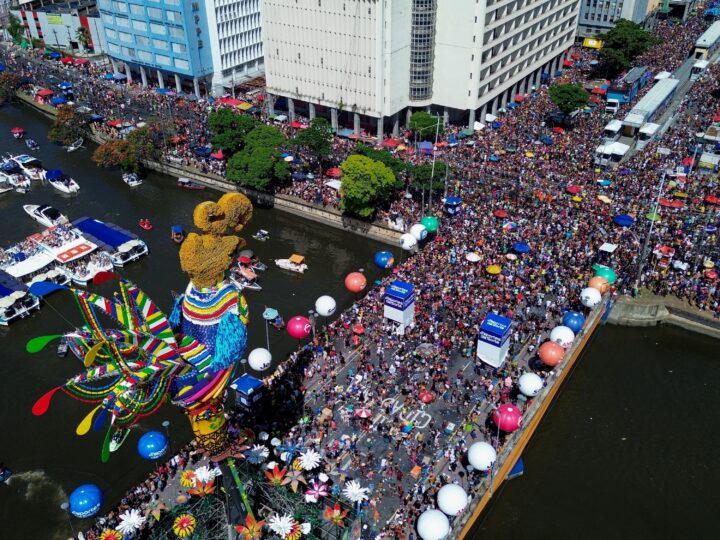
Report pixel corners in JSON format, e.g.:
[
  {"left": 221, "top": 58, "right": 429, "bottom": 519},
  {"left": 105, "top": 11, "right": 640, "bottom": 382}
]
[
  {"left": 345, "top": 272, "right": 367, "bottom": 293},
  {"left": 287, "top": 316, "right": 312, "bottom": 339},
  {"left": 538, "top": 341, "right": 565, "bottom": 367},
  {"left": 492, "top": 403, "right": 522, "bottom": 432}
]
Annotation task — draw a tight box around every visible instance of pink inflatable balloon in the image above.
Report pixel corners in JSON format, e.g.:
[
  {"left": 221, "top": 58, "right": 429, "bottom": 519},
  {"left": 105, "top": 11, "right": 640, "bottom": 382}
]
[
  {"left": 344, "top": 272, "right": 367, "bottom": 293},
  {"left": 287, "top": 316, "right": 312, "bottom": 339},
  {"left": 492, "top": 403, "right": 522, "bottom": 432}
]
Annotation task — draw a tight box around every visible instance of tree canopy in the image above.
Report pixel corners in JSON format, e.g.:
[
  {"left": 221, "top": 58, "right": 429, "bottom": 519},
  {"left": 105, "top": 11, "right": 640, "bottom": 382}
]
[
  {"left": 292, "top": 117, "right": 333, "bottom": 163},
  {"left": 0, "top": 73, "right": 19, "bottom": 105},
  {"left": 353, "top": 143, "right": 408, "bottom": 177},
  {"left": 598, "top": 19, "right": 660, "bottom": 77},
  {"left": 339, "top": 155, "right": 396, "bottom": 218},
  {"left": 91, "top": 125, "right": 161, "bottom": 172},
  {"left": 409, "top": 111, "right": 440, "bottom": 138},
  {"left": 548, "top": 83, "right": 589, "bottom": 115},
  {"left": 243, "top": 124, "right": 286, "bottom": 152},
  {"left": 208, "top": 108, "right": 258, "bottom": 156},
  {"left": 48, "top": 107, "right": 88, "bottom": 145},
  {"left": 411, "top": 161, "right": 447, "bottom": 191},
  {"left": 226, "top": 146, "right": 289, "bottom": 191},
  {"left": 7, "top": 15, "right": 24, "bottom": 43}
]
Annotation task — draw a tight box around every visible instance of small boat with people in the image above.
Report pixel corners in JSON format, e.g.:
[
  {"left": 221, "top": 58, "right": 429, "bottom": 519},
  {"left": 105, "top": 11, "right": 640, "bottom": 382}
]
[
  {"left": 72, "top": 217, "right": 149, "bottom": 267},
  {"left": 0, "top": 464, "right": 12, "bottom": 483},
  {"left": 0, "top": 235, "right": 70, "bottom": 290},
  {"left": 171, "top": 225, "right": 185, "bottom": 244},
  {"left": 25, "top": 138, "right": 40, "bottom": 151},
  {"left": 275, "top": 253, "right": 308, "bottom": 274},
  {"left": 228, "top": 267, "right": 262, "bottom": 291},
  {"left": 56, "top": 338, "right": 69, "bottom": 357},
  {"left": 11, "top": 127, "right": 25, "bottom": 140},
  {"left": 138, "top": 219, "right": 153, "bottom": 231},
  {"left": 10, "top": 154, "right": 45, "bottom": 181},
  {"left": 45, "top": 169, "right": 80, "bottom": 194},
  {"left": 0, "top": 158, "right": 31, "bottom": 191},
  {"left": 109, "top": 428, "right": 131, "bottom": 453},
  {"left": 122, "top": 172, "right": 143, "bottom": 187},
  {"left": 23, "top": 204, "right": 69, "bottom": 228},
  {"left": 178, "top": 177, "right": 205, "bottom": 190},
  {"left": 66, "top": 138, "right": 84, "bottom": 153},
  {"left": 252, "top": 229, "right": 270, "bottom": 242},
  {"left": 238, "top": 249, "right": 267, "bottom": 271},
  {"left": 0, "top": 270, "right": 41, "bottom": 326}
]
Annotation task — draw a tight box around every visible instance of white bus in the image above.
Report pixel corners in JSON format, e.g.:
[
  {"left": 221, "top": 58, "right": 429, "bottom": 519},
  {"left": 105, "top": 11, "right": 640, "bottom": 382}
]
[
  {"left": 636, "top": 123, "right": 660, "bottom": 150},
  {"left": 603, "top": 119, "right": 623, "bottom": 142},
  {"left": 691, "top": 59, "right": 709, "bottom": 80},
  {"left": 694, "top": 21, "right": 720, "bottom": 59},
  {"left": 594, "top": 142, "right": 630, "bottom": 168}
]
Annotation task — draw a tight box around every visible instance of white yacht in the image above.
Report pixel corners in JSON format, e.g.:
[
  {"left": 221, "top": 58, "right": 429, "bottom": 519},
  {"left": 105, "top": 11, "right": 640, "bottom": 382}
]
[
  {"left": 23, "top": 204, "right": 69, "bottom": 228},
  {"left": 0, "top": 270, "right": 41, "bottom": 325},
  {"left": 0, "top": 158, "right": 31, "bottom": 190},
  {"left": 72, "top": 217, "right": 149, "bottom": 267},
  {"left": 45, "top": 169, "right": 80, "bottom": 194},
  {"left": 122, "top": 172, "right": 143, "bottom": 187},
  {"left": 11, "top": 154, "right": 45, "bottom": 181}
]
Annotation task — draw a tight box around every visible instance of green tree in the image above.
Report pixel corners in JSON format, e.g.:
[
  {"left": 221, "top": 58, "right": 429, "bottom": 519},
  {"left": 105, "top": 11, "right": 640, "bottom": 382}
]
[
  {"left": 91, "top": 126, "right": 161, "bottom": 172},
  {"left": 599, "top": 47, "right": 631, "bottom": 77},
  {"left": 548, "top": 83, "right": 589, "bottom": 115},
  {"left": 353, "top": 143, "right": 407, "bottom": 177},
  {"left": 244, "top": 124, "right": 286, "bottom": 152},
  {"left": 409, "top": 111, "right": 439, "bottom": 139},
  {"left": 208, "top": 108, "right": 258, "bottom": 156},
  {"left": 410, "top": 161, "right": 447, "bottom": 191},
  {"left": 339, "top": 155, "right": 396, "bottom": 218},
  {"left": 48, "top": 107, "right": 88, "bottom": 145},
  {"left": 292, "top": 117, "right": 333, "bottom": 164},
  {"left": 598, "top": 19, "right": 659, "bottom": 77},
  {"left": 7, "top": 14, "right": 25, "bottom": 43},
  {"left": 0, "top": 73, "right": 20, "bottom": 105},
  {"left": 226, "top": 146, "right": 289, "bottom": 191}
]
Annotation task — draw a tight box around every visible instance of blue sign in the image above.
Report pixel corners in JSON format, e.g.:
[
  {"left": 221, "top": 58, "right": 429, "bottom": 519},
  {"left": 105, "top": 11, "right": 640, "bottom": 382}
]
[
  {"left": 384, "top": 281, "right": 415, "bottom": 310},
  {"left": 478, "top": 314, "right": 512, "bottom": 347}
]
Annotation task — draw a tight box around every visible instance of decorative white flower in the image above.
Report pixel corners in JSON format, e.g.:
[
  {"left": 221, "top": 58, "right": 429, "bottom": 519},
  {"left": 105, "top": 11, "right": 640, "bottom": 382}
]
[
  {"left": 194, "top": 465, "right": 221, "bottom": 483},
  {"left": 342, "top": 479, "right": 369, "bottom": 503},
  {"left": 268, "top": 513, "right": 295, "bottom": 537},
  {"left": 298, "top": 449, "right": 322, "bottom": 471},
  {"left": 247, "top": 444, "right": 270, "bottom": 464},
  {"left": 301, "top": 522, "right": 312, "bottom": 534},
  {"left": 318, "top": 472, "right": 329, "bottom": 483},
  {"left": 266, "top": 461, "right": 278, "bottom": 470},
  {"left": 117, "top": 508, "right": 146, "bottom": 535}
]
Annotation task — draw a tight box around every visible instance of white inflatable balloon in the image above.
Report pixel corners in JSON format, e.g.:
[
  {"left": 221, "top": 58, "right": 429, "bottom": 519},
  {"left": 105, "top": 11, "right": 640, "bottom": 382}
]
[
  {"left": 315, "top": 295, "right": 336, "bottom": 317},
  {"left": 410, "top": 223, "right": 428, "bottom": 241},
  {"left": 400, "top": 233, "right": 418, "bottom": 250},
  {"left": 549, "top": 325, "right": 575, "bottom": 348},
  {"left": 467, "top": 441, "right": 496, "bottom": 470},
  {"left": 248, "top": 347, "right": 272, "bottom": 371},
  {"left": 518, "top": 372, "right": 543, "bottom": 397},
  {"left": 417, "top": 509, "right": 450, "bottom": 540},
  {"left": 436, "top": 484, "right": 468, "bottom": 516},
  {"left": 580, "top": 287, "right": 602, "bottom": 308}
]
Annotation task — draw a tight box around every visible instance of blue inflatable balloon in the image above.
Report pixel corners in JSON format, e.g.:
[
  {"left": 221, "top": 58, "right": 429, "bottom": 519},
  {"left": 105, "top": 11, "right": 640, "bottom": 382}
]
[
  {"left": 137, "top": 430, "right": 168, "bottom": 461},
  {"left": 373, "top": 251, "right": 395, "bottom": 269},
  {"left": 69, "top": 484, "right": 103, "bottom": 518},
  {"left": 562, "top": 311, "right": 585, "bottom": 334}
]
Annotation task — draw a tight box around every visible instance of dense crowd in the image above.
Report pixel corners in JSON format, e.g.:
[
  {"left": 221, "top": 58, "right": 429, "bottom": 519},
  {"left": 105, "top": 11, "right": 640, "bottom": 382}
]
[{"left": 2, "top": 11, "right": 719, "bottom": 539}]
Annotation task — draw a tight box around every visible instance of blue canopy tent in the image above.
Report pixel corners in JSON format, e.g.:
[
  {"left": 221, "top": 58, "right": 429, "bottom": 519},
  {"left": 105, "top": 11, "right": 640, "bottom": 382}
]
[
  {"left": 73, "top": 218, "right": 138, "bottom": 252},
  {"left": 291, "top": 171, "right": 307, "bottom": 180},
  {"left": 51, "top": 96, "right": 67, "bottom": 106},
  {"left": 491, "top": 121, "right": 502, "bottom": 129},
  {"left": 489, "top": 154, "right": 499, "bottom": 162},
  {"left": 418, "top": 141, "right": 433, "bottom": 154},
  {"left": 554, "top": 70, "right": 563, "bottom": 76},
  {"left": 512, "top": 242, "right": 531, "bottom": 254},
  {"left": 507, "top": 102, "right": 518, "bottom": 110},
  {"left": 541, "top": 72, "right": 550, "bottom": 81},
  {"left": 230, "top": 374, "right": 265, "bottom": 408},
  {"left": 540, "top": 136, "right": 553, "bottom": 145},
  {"left": 156, "top": 87, "right": 169, "bottom": 94},
  {"left": 0, "top": 63, "right": 5, "bottom": 72},
  {"left": 447, "top": 134, "right": 459, "bottom": 147},
  {"left": 113, "top": 73, "right": 127, "bottom": 81},
  {"left": 57, "top": 81, "right": 73, "bottom": 90},
  {"left": 192, "top": 146, "right": 212, "bottom": 157},
  {"left": 444, "top": 196, "right": 462, "bottom": 215},
  {"left": 45, "top": 169, "right": 64, "bottom": 180},
  {"left": 336, "top": 128, "right": 354, "bottom": 138},
  {"left": 89, "top": 114, "right": 105, "bottom": 122},
  {"left": 48, "top": 51, "right": 61, "bottom": 59},
  {"left": 612, "top": 214, "right": 635, "bottom": 227}
]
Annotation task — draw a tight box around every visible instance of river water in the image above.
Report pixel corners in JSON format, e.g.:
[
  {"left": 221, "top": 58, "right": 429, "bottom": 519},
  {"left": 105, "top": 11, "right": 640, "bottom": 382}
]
[
  {"left": 471, "top": 324, "right": 720, "bottom": 539},
  {"left": 0, "top": 104, "right": 386, "bottom": 539}
]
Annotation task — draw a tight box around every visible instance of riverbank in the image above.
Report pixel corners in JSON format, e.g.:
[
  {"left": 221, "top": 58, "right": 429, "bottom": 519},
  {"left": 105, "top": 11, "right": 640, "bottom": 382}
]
[
  {"left": 13, "top": 92, "right": 402, "bottom": 246},
  {"left": 607, "top": 292, "right": 720, "bottom": 340}
]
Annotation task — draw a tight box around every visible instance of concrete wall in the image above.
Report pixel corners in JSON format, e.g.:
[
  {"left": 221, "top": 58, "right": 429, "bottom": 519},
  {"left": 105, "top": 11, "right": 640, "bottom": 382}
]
[{"left": 607, "top": 297, "right": 720, "bottom": 339}]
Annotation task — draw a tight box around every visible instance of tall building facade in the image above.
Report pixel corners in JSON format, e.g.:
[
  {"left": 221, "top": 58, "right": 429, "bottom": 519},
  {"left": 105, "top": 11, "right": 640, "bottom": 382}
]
[
  {"left": 262, "top": 0, "right": 580, "bottom": 138},
  {"left": 576, "top": 0, "right": 660, "bottom": 38},
  {"left": 96, "top": 0, "right": 263, "bottom": 96}
]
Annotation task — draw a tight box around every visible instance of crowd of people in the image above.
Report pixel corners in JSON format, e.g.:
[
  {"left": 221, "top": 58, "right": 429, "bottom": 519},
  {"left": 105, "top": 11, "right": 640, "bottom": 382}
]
[{"left": 2, "top": 10, "right": 719, "bottom": 539}]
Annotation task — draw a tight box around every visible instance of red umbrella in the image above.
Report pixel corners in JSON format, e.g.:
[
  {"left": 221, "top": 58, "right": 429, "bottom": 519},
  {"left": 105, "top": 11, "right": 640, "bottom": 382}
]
[
  {"left": 11, "top": 127, "right": 24, "bottom": 134},
  {"left": 682, "top": 157, "right": 694, "bottom": 166},
  {"left": 656, "top": 245, "right": 675, "bottom": 256},
  {"left": 514, "top": 94, "right": 524, "bottom": 103},
  {"left": 493, "top": 209, "right": 509, "bottom": 218},
  {"left": 552, "top": 127, "right": 565, "bottom": 134},
  {"left": 290, "top": 120, "right": 305, "bottom": 128},
  {"left": 589, "top": 96, "right": 601, "bottom": 104},
  {"left": 571, "top": 51, "right": 581, "bottom": 60},
  {"left": 705, "top": 270, "right": 718, "bottom": 280},
  {"left": 566, "top": 185, "right": 582, "bottom": 194},
  {"left": 562, "top": 59, "right": 573, "bottom": 67},
  {"left": 418, "top": 390, "right": 434, "bottom": 404},
  {"left": 355, "top": 406, "right": 371, "bottom": 419},
  {"left": 238, "top": 256, "right": 252, "bottom": 264},
  {"left": 351, "top": 335, "right": 361, "bottom": 346},
  {"left": 74, "top": 58, "right": 89, "bottom": 65},
  {"left": 107, "top": 119, "right": 121, "bottom": 127},
  {"left": 61, "top": 56, "right": 74, "bottom": 64},
  {"left": 352, "top": 324, "right": 365, "bottom": 335},
  {"left": 383, "top": 138, "right": 401, "bottom": 148},
  {"left": 326, "top": 167, "right": 343, "bottom": 178},
  {"left": 705, "top": 195, "right": 719, "bottom": 205},
  {"left": 658, "top": 198, "right": 673, "bottom": 207},
  {"left": 210, "top": 149, "right": 225, "bottom": 159},
  {"left": 591, "top": 87, "right": 606, "bottom": 95}
]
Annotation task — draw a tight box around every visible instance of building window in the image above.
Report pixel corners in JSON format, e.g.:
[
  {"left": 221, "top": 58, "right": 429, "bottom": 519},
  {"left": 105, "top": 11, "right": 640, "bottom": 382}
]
[
  {"left": 153, "top": 38, "right": 168, "bottom": 50},
  {"left": 136, "top": 35, "right": 150, "bottom": 46},
  {"left": 131, "top": 19, "right": 147, "bottom": 31},
  {"left": 175, "top": 58, "right": 190, "bottom": 70},
  {"left": 113, "top": 1, "right": 127, "bottom": 12},
  {"left": 166, "top": 10, "right": 182, "bottom": 23},
  {"left": 172, "top": 42, "right": 187, "bottom": 53},
  {"left": 121, "top": 46, "right": 135, "bottom": 57},
  {"left": 155, "top": 53, "right": 171, "bottom": 65},
  {"left": 130, "top": 4, "right": 144, "bottom": 16},
  {"left": 108, "top": 42, "right": 120, "bottom": 53},
  {"left": 105, "top": 28, "right": 117, "bottom": 39},
  {"left": 118, "top": 31, "right": 132, "bottom": 43},
  {"left": 169, "top": 26, "right": 184, "bottom": 38},
  {"left": 147, "top": 7, "right": 162, "bottom": 19},
  {"left": 150, "top": 22, "right": 166, "bottom": 35},
  {"left": 115, "top": 15, "right": 129, "bottom": 27},
  {"left": 137, "top": 50, "right": 152, "bottom": 62}
]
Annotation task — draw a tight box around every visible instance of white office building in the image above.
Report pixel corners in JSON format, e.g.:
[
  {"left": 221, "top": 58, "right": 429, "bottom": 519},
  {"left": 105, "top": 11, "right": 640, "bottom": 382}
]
[
  {"left": 262, "top": 0, "right": 580, "bottom": 139},
  {"left": 577, "top": 0, "right": 660, "bottom": 38}
]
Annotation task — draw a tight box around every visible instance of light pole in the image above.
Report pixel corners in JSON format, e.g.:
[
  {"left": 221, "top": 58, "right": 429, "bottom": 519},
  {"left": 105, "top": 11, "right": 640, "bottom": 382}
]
[
  {"left": 428, "top": 113, "right": 441, "bottom": 214},
  {"left": 240, "top": 358, "right": 248, "bottom": 375},
  {"left": 307, "top": 309, "right": 317, "bottom": 340},
  {"left": 60, "top": 502, "right": 75, "bottom": 537},
  {"left": 634, "top": 172, "right": 666, "bottom": 292}
]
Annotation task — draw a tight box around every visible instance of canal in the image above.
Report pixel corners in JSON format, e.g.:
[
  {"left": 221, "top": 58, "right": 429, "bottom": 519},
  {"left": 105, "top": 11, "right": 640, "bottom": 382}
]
[{"left": 0, "top": 103, "right": 386, "bottom": 539}]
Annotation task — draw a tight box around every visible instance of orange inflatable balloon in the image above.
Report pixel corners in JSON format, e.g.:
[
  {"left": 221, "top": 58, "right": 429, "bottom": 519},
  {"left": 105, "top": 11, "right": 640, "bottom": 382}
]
[
  {"left": 538, "top": 341, "right": 565, "bottom": 367},
  {"left": 345, "top": 272, "right": 367, "bottom": 293},
  {"left": 588, "top": 276, "right": 610, "bottom": 294}
]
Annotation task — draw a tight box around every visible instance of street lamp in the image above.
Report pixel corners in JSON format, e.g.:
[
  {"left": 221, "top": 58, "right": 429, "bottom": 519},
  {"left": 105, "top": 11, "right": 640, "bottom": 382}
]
[
  {"left": 162, "top": 420, "right": 170, "bottom": 437},
  {"left": 307, "top": 309, "right": 317, "bottom": 339},
  {"left": 60, "top": 502, "right": 75, "bottom": 537},
  {"left": 240, "top": 358, "right": 248, "bottom": 375}
]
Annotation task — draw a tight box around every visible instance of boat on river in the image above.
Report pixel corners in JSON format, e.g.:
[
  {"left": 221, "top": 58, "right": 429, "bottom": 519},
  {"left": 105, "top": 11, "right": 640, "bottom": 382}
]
[
  {"left": 0, "top": 159, "right": 31, "bottom": 191},
  {"left": 228, "top": 267, "right": 262, "bottom": 291},
  {"left": 178, "top": 177, "right": 205, "bottom": 190},
  {"left": 25, "top": 138, "right": 40, "bottom": 151},
  {"left": 238, "top": 250, "right": 267, "bottom": 271},
  {"left": 66, "top": 138, "right": 83, "bottom": 153},
  {"left": 171, "top": 225, "right": 185, "bottom": 244},
  {"left": 10, "top": 154, "right": 45, "bottom": 181},
  {"left": 72, "top": 217, "right": 148, "bottom": 267},
  {"left": 0, "top": 270, "right": 40, "bottom": 326},
  {"left": 11, "top": 127, "right": 25, "bottom": 140},
  {"left": 275, "top": 254, "right": 308, "bottom": 273},
  {"left": 122, "top": 172, "right": 143, "bottom": 187},
  {"left": 0, "top": 234, "right": 70, "bottom": 290},
  {"left": 45, "top": 169, "right": 80, "bottom": 194},
  {"left": 252, "top": 229, "right": 270, "bottom": 242},
  {"left": 23, "top": 204, "right": 69, "bottom": 228}
]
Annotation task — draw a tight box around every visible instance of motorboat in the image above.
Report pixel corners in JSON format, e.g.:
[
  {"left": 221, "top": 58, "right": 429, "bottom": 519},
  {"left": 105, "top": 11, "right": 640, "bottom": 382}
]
[
  {"left": 10, "top": 154, "right": 45, "bottom": 181},
  {"left": 1, "top": 236, "right": 70, "bottom": 290},
  {"left": 23, "top": 204, "right": 69, "bottom": 228},
  {"left": 275, "top": 254, "right": 308, "bottom": 273},
  {"left": 56, "top": 338, "right": 69, "bottom": 357},
  {"left": 66, "top": 138, "right": 84, "bottom": 152},
  {"left": 11, "top": 127, "right": 25, "bottom": 139},
  {"left": 171, "top": 225, "right": 185, "bottom": 244},
  {"left": 178, "top": 177, "right": 205, "bottom": 190},
  {"left": 122, "top": 172, "right": 143, "bottom": 187},
  {"left": 238, "top": 250, "right": 267, "bottom": 271},
  {"left": 45, "top": 169, "right": 80, "bottom": 194},
  {"left": 109, "top": 428, "right": 131, "bottom": 452},
  {"left": 252, "top": 229, "right": 270, "bottom": 242},
  {"left": 73, "top": 217, "right": 149, "bottom": 267},
  {"left": 139, "top": 219, "right": 153, "bottom": 231},
  {"left": 26, "top": 138, "right": 40, "bottom": 151},
  {"left": 0, "top": 159, "right": 31, "bottom": 190},
  {"left": 0, "top": 270, "right": 40, "bottom": 326},
  {"left": 228, "top": 267, "right": 262, "bottom": 291}
]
